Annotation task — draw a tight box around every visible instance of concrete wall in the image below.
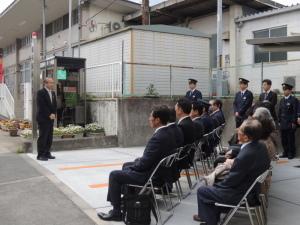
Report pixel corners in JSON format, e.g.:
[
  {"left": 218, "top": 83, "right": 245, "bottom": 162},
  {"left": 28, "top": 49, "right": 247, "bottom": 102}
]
[
  {"left": 88, "top": 97, "right": 300, "bottom": 157},
  {"left": 88, "top": 99, "right": 118, "bottom": 136}
]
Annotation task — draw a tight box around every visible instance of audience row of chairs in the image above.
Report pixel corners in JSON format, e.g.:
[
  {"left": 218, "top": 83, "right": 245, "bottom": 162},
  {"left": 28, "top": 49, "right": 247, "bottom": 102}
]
[{"left": 127, "top": 123, "right": 270, "bottom": 225}]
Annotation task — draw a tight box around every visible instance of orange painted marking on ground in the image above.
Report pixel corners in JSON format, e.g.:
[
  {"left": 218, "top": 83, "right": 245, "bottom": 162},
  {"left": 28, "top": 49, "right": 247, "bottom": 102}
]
[
  {"left": 59, "top": 162, "right": 124, "bottom": 171},
  {"left": 276, "top": 160, "right": 289, "bottom": 164},
  {"left": 89, "top": 183, "right": 109, "bottom": 189}
]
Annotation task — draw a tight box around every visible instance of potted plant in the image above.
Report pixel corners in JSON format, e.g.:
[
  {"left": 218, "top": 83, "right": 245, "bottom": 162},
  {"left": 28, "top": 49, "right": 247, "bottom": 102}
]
[
  {"left": 8, "top": 123, "right": 18, "bottom": 137},
  {"left": 145, "top": 83, "right": 159, "bottom": 98},
  {"left": 65, "top": 124, "right": 84, "bottom": 138},
  {"left": 20, "top": 129, "right": 33, "bottom": 139},
  {"left": 85, "top": 123, "right": 105, "bottom": 137}
]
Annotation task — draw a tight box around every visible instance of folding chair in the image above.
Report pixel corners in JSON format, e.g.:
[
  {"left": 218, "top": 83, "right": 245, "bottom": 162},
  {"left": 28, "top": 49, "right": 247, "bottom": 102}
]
[
  {"left": 215, "top": 170, "right": 270, "bottom": 225},
  {"left": 127, "top": 153, "right": 178, "bottom": 225}
]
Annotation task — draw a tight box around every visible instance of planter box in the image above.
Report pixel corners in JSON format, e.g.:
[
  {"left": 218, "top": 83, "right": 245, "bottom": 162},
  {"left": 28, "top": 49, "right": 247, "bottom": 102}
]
[
  {"left": 9, "top": 129, "right": 18, "bottom": 137},
  {"left": 61, "top": 134, "right": 75, "bottom": 139},
  {"left": 86, "top": 132, "right": 105, "bottom": 137}
]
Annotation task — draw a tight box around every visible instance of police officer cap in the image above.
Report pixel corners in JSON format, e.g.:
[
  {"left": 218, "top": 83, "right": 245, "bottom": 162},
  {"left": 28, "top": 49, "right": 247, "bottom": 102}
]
[
  {"left": 239, "top": 78, "right": 249, "bottom": 84},
  {"left": 282, "top": 83, "right": 293, "bottom": 90},
  {"left": 188, "top": 78, "right": 198, "bottom": 84}
]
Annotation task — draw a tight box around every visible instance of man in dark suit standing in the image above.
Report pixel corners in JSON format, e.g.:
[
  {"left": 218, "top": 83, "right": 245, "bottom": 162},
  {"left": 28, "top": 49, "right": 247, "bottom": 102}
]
[
  {"left": 36, "top": 78, "right": 57, "bottom": 161},
  {"left": 185, "top": 79, "right": 202, "bottom": 102},
  {"left": 233, "top": 78, "right": 253, "bottom": 128},
  {"left": 278, "top": 83, "right": 299, "bottom": 159},
  {"left": 175, "top": 98, "right": 196, "bottom": 145},
  {"left": 98, "top": 106, "right": 176, "bottom": 221},
  {"left": 259, "top": 79, "right": 278, "bottom": 121},
  {"left": 194, "top": 119, "right": 270, "bottom": 225}
]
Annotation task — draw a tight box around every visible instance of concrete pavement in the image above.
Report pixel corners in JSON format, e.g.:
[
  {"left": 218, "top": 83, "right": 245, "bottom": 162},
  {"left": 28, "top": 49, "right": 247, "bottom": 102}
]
[{"left": 0, "top": 131, "right": 98, "bottom": 225}]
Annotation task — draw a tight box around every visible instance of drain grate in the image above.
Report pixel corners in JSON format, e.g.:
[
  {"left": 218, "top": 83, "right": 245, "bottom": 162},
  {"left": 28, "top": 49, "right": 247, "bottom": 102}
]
[{"left": 293, "top": 165, "right": 300, "bottom": 168}]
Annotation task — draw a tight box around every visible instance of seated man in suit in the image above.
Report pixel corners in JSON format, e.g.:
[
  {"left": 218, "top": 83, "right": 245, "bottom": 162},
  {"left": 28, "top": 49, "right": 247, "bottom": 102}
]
[
  {"left": 210, "top": 99, "right": 226, "bottom": 128},
  {"left": 190, "top": 101, "right": 205, "bottom": 141},
  {"left": 194, "top": 118, "right": 270, "bottom": 225},
  {"left": 198, "top": 100, "right": 215, "bottom": 135},
  {"left": 167, "top": 107, "right": 184, "bottom": 148},
  {"left": 97, "top": 106, "right": 177, "bottom": 221},
  {"left": 175, "top": 98, "right": 196, "bottom": 145}
]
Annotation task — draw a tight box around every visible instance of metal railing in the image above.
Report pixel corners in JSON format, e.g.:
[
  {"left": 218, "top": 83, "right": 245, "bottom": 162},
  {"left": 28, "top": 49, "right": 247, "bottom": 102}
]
[{"left": 0, "top": 83, "right": 15, "bottom": 118}]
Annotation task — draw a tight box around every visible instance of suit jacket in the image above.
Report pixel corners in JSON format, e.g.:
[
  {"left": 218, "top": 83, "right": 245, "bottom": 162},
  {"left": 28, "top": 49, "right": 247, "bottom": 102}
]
[
  {"left": 259, "top": 91, "right": 278, "bottom": 120},
  {"left": 233, "top": 90, "right": 253, "bottom": 118},
  {"left": 211, "top": 141, "right": 270, "bottom": 204},
  {"left": 167, "top": 123, "right": 184, "bottom": 148},
  {"left": 210, "top": 110, "right": 225, "bottom": 128},
  {"left": 185, "top": 89, "right": 202, "bottom": 102},
  {"left": 178, "top": 117, "right": 196, "bottom": 145},
  {"left": 199, "top": 114, "right": 214, "bottom": 134},
  {"left": 193, "top": 118, "right": 205, "bottom": 141},
  {"left": 128, "top": 126, "right": 177, "bottom": 182},
  {"left": 36, "top": 88, "right": 57, "bottom": 123},
  {"left": 278, "top": 95, "right": 299, "bottom": 130}
]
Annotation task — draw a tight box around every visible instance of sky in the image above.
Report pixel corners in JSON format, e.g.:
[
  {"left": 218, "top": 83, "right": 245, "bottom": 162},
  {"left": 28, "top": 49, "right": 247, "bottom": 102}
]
[{"left": 1, "top": 0, "right": 300, "bottom": 14}]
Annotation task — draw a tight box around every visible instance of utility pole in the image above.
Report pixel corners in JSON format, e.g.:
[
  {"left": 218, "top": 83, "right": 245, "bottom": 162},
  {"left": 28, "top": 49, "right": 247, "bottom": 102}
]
[
  {"left": 142, "top": 0, "right": 150, "bottom": 25},
  {"left": 78, "top": 0, "right": 81, "bottom": 57},
  {"left": 68, "top": 0, "right": 72, "bottom": 57},
  {"left": 31, "top": 32, "right": 40, "bottom": 154},
  {"left": 216, "top": 0, "right": 223, "bottom": 97},
  {"left": 42, "top": 0, "right": 46, "bottom": 60}
]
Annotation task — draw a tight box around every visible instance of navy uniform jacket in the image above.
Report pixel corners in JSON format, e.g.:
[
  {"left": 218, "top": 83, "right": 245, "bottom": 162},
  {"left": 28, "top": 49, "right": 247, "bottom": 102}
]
[
  {"left": 278, "top": 95, "right": 299, "bottom": 130},
  {"left": 233, "top": 90, "right": 253, "bottom": 119},
  {"left": 129, "top": 126, "right": 177, "bottom": 182},
  {"left": 198, "top": 114, "right": 214, "bottom": 134},
  {"left": 185, "top": 89, "right": 202, "bottom": 102},
  {"left": 167, "top": 123, "right": 184, "bottom": 148},
  {"left": 259, "top": 91, "right": 278, "bottom": 120},
  {"left": 36, "top": 88, "right": 57, "bottom": 123},
  {"left": 178, "top": 117, "right": 196, "bottom": 145},
  {"left": 193, "top": 118, "right": 205, "bottom": 141},
  {"left": 210, "top": 110, "right": 225, "bottom": 128},
  {"left": 202, "top": 141, "right": 270, "bottom": 205}
]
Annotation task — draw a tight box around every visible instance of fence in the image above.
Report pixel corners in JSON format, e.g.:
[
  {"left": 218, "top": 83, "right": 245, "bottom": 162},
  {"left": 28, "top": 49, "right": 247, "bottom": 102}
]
[{"left": 72, "top": 58, "right": 300, "bottom": 98}]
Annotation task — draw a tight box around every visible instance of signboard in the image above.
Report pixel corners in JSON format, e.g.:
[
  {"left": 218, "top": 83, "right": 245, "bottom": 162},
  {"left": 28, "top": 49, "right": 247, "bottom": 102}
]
[{"left": 57, "top": 69, "right": 67, "bottom": 80}]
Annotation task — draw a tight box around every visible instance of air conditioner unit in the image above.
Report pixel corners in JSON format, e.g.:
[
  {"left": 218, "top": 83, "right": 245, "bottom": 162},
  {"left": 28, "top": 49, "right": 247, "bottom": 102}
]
[{"left": 105, "top": 22, "right": 122, "bottom": 32}]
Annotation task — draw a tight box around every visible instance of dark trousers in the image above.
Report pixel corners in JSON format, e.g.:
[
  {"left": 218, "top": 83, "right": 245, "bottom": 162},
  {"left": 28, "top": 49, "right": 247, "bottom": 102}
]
[
  {"left": 235, "top": 116, "right": 244, "bottom": 128},
  {"left": 106, "top": 162, "right": 145, "bottom": 210},
  {"left": 280, "top": 129, "right": 296, "bottom": 157},
  {"left": 197, "top": 186, "right": 223, "bottom": 225},
  {"left": 37, "top": 121, "right": 54, "bottom": 157}
]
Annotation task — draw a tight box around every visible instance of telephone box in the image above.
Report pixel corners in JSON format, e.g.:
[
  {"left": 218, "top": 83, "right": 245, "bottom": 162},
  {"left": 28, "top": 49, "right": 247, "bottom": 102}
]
[{"left": 40, "top": 56, "right": 86, "bottom": 126}]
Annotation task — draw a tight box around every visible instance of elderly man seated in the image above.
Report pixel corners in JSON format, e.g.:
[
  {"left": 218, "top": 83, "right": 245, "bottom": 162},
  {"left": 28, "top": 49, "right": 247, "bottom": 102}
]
[
  {"left": 194, "top": 118, "right": 270, "bottom": 225},
  {"left": 97, "top": 106, "right": 177, "bottom": 221}
]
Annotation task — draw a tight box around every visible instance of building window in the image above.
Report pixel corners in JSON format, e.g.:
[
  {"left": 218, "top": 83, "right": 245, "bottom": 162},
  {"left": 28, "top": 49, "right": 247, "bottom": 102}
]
[
  {"left": 20, "top": 35, "right": 32, "bottom": 48},
  {"left": 53, "top": 17, "right": 63, "bottom": 34},
  {"left": 46, "top": 23, "right": 53, "bottom": 37},
  {"left": 72, "top": 9, "right": 79, "bottom": 26},
  {"left": 3, "top": 44, "right": 16, "bottom": 56},
  {"left": 254, "top": 26, "right": 287, "bottom": 63}
]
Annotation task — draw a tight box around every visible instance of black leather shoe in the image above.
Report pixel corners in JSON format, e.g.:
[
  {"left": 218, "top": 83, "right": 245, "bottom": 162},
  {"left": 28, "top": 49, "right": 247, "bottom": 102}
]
[
  {"left": 47, "top": 155, "right": 56, "bottom": 159},
  {"left": 288, "top": 155, "right": 295, "bottom": 160},
  {"left": 279, "top": 154, "right": 287, "bottom": 158},
  {"left": 97, "top": 210, "right": 122, "bottom": 221},
  {"left": 37, "top": 156, "right": 48, "bottom": 161}
]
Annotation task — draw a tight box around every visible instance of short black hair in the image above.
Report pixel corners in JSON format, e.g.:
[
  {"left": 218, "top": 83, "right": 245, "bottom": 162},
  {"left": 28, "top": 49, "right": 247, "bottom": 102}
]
[
  {"left": 262, "top": 79, "right": 272, "bottom": 86},
  {"left": 240, "top": 119, "right": 263, "bottom": 141},
  {"left": 177, "top": 98, "right": 192, "bottom": 114},
  {"left": 168, "top": 107, "right": 176, "bottom": 123},
  {"left": 152, "top": 106, "right": 170, "bottom": 125},
  {"left": 213, "top": 99, "right": 223, "bottom": 109},
  {"left": 192, "top": 101, "right": 203, "bottom": 116}
]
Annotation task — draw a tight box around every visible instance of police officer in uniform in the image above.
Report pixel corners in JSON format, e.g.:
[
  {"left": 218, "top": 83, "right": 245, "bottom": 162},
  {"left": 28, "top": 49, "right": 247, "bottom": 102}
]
[
  {"left": 185, "top": 79, "right": 202, "bottom": 102},
  {"left": 233, "top": 78, "right": 253, "bottom": 128},
  {"left": 278, "top": 83, "right": 299, "bottom": 159},
  {"left": 259, "top": 79, "right": 278, "bottom": 121}
]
